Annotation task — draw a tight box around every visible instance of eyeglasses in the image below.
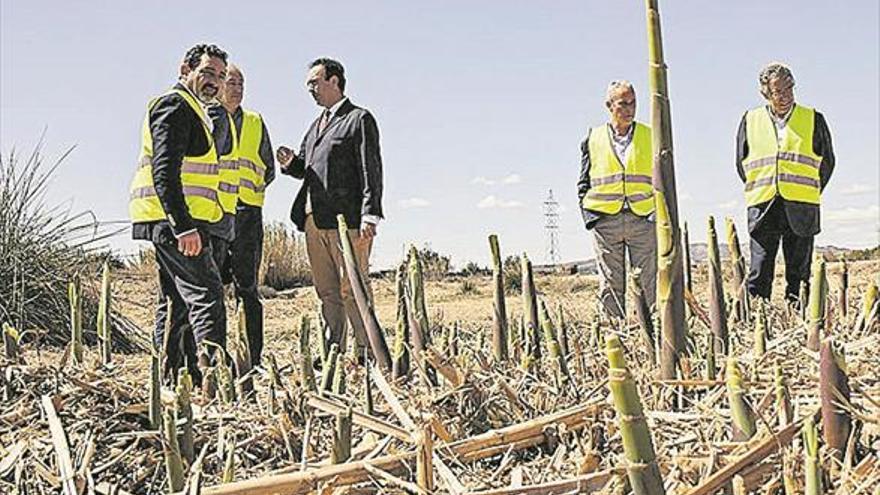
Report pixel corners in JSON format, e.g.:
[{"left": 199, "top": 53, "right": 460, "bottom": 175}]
[{"left": 768, "top": 84, "right": 794, "bottom": 97}]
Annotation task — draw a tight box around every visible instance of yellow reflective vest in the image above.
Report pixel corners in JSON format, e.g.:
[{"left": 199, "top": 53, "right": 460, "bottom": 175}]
[
  {"left": 129, "top": 89, "right": 222, "bottom": 225},
  {"left": 217, "top": 110, "right": 240, "bottom": 214},
  {"left": 581, "top": 122, "right": 655, "bottom": 216},
  {"left": 237, "top": 109, "right": 268, "bottom": 207},
  {"left": 742, "top": 104, "right": 822, "bottom": 206}
]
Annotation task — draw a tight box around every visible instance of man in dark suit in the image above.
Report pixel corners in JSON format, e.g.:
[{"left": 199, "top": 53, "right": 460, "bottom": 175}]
[
  {"left": 277, "top": 57, "right": 384, "bottom": 357},
  {"left": 736, "top": 62, "right": 835, "bottom": 303},
  {"left": 129, "top": 44, "right": 230, "bottom": 385}
]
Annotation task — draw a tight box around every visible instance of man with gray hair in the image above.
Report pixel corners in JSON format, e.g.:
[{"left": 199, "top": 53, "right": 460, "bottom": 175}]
[
  {"left": 578, "top": 80, "right": 656, "bottom": 319},
  {"left": 736, "top": 62, "right": 835, "bottom": 303}
]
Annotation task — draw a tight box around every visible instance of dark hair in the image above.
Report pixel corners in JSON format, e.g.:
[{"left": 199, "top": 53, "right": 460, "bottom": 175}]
[
  {"left": 309, "top": 57, "right": 346, "bottom": 92},
  {"left": 183, "top": 44, "right": 228, "bottom": 70}
]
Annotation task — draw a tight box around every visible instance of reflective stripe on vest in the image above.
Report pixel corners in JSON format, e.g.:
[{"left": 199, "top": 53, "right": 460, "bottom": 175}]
[
  {"left": 237, "top": 109, "right": 268, "bottom": 207},
  {"left": 131, "top": 185, "right": 219, "bottom": 201},
  {"left": 129, "top": 88, "right": 222, "bottom": 224},
  {"left": 581, "top": 122, "right": 655, "bottom": 216},
  {"left": 743, "top": 104, "right": 822, "bottom": 206},
  {"left": 217, "top": 110, "right": 241, "bottom": 214}
]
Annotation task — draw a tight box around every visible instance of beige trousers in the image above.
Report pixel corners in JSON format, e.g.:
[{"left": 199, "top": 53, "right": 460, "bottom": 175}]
[
  {"left": 591, "top": 210, "right": 657, "bottom": 320},
  {"left": 304, "top": 215, "right": 373, "bottom": 353}
]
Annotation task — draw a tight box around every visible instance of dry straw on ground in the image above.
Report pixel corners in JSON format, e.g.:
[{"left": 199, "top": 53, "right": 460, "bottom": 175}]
[{"left": 1, "top": 250, "right": 878, "bottom": 494}]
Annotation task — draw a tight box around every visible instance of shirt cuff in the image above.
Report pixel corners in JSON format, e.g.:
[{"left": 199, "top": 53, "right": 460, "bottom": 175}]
[
  {"left": 174, "top": 228, "right": 198, "bottom": 239},
  {"left": 362, "top": 214, "right": 381, "bottom": 225}
]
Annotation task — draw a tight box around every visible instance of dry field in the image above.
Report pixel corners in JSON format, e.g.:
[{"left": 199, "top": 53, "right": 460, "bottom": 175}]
[{"left": 1, "top": 256, "right": 879, "bottom": 494}]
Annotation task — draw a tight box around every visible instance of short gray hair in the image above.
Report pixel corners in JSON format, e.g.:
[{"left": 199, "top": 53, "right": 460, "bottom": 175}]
[
  {"left": 759, "top": 62, "right": 795, "bottom": 93},
  {"left": 605, "top": 80, "right": 635, "bottom": 103}
]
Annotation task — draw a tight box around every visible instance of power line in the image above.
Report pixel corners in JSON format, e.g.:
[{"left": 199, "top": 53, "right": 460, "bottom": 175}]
[{"left": 543, "top": 188, "right": 560, "bottom": 265}]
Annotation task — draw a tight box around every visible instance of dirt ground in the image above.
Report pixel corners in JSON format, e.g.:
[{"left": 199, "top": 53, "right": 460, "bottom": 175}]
[
  {"left": 116, "top": 258, "right": 880, "bottom": 361},
  {"left": 3, "top": 257, "right": 878, "bottom": 493}
]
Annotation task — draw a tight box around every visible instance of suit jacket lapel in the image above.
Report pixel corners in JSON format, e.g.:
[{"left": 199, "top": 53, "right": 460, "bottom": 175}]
[
  {"left": 306, "top": 118, "right": 320, "bottom": 166},
  {"left": 316, "top": 99, "right": 354, "bottom": 140}
]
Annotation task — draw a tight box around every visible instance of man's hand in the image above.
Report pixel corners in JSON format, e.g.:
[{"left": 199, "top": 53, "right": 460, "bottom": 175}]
[
  {"left": 276, "top": 146, "right": 296, "bottom": 169},
  {"left": 177, "top": 231, "right": 203, "bottom": 257},
  {"left": 360, "top": 221, "right": 377, "bottom": 240}
]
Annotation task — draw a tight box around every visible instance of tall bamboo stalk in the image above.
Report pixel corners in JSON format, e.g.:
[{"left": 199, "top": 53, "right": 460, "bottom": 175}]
[
  {"left": 707, "top": 217, "right": 729, "bottom": 357},
  {"left": 299, "top": 315, "right": 316, "bottom": 392},
  {"left": 68, "top": 275, "right": 83, "bottom": 365},
  {"left": 177, "top": 369, "right": 195, "bottom": 464},
  {"left": 321, "top": 344, "right": 339, "bottom": 393},
  {"left": 753, "top": 303, "right": 766, "bottom": 361},
  {"left": 557, "top": 303, "right": 569, "bottom": 358},
  {"left": 855, "top": 282, "right": 878, "bottom": 332},
  {"left": 489, "top": 234, "right": 509, "bottom": 362},
  {"left": 332, "top": 353, "right": 346, "bottom": 395},
  {"left": 150, "top": 299, "right": 167, "bottom": 428},
  {"left": 590, "top": 314, "right": 601, "bottom": 349},
  {"left": 407, "top": 246, "right": 431, "bottom": 362},
  {"left": 726, "top": 358, "right": 756, "bottom": 441},
  {"left": 803, "top": 416, "right": 823, "bottom": 495},
  {"left": 682, "top": 221, "right": 692, "bottom": 295},
  {"left": 606, "top": 334, "right": 665, "bottom": 494},
  {"left": 725, "top": 218, "right": 750, "bottom": 324},
  {"left": 706, "top": 331, "right": 716, "bottom": 381},
  {"left": 267, "top": 354, "right": 280, "bottom": 415},
  {"left": 539, "top": 300, "right": 573, "bottom": 391},
  {"left": 336, "top": 215, "right": 391, "bottom": 370},
  {"left": 97, "top": 260, "right": 112, "bottom": 365},
  {"left": 222, "top": 434, "right": 236, "bottom": 483},
  {"left": 509, "top": 316, "right": 520, "bottom": 362},
  {"left": 819, "top": 339, "right": 851, "bottom": 459},
  {"left": 392, "top": 261, "right": 410, "bottom": 379},
  {"left": 363, "top": 350, "right": 374, "bottom": 415},
  {"left": 647, "top": 0, "right": 687, "bottom": 381},
  {"left": 807, "top": 256, "right": 827, "bottom": 352},
  {"left": 317, "top": 312, "right": 329, "bottom": 365},
  {"left": 521, "top": 254, "right": 541, "bottom": 360},
  {"left": 235, "top": 307, "right": 253, "bottom": 398},
  {"left": 332, "top": 407, "right": 353, "bottom": 464},
  {"left": 149, "top": 343, "right": 162, "bottom": 430},
  {"left": 162, "top": 405, "right": 185, "bottom": 493},
  {"left": 216, "top": 351, "right": 236, "bottom": 405},
  {"left": 799, "top": 281, "right": 809, "bottom": 321},
  {"left": 837, "top": 259, "right": 848, "bottom": 320},
  {"left": 774, "top": 363, "right": 793, "bottom": 426},
  {"left": 630, "top": 268, "right": 656, "bottom": 364}
]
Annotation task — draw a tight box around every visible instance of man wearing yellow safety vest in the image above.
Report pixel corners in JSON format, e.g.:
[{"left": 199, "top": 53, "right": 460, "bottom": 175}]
[
  {"left": 205, "top": 73, "right": 241, "bottom": 276},
  {"left": 129, "top": 44, "right": 230, "bottom": 386},
  {"left": 218, "top": 64, "right": 276, "bottom": 367},
  {"left": 736, "top": 63, "right": 835, "bottom": 303},
  {"left": 578, "top": 81, "right": 656, "bottom": 320}
]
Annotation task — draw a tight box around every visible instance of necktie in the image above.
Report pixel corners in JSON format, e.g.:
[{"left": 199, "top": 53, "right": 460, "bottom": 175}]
[{"left": 319, "top": 109, "right": 331, "bottom": 133}]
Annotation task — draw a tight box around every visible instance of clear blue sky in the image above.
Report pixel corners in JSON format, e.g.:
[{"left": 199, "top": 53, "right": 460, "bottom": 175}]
[{"left": 2, "top": 1, "right": 878, "bottom": 269}]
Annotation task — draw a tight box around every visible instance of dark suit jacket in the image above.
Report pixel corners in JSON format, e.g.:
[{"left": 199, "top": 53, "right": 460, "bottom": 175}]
[
  {"left": 132, "top": 83, "right": 215, "bottom": 242},
  {"left": 735, "top": 107, "right": 835, "bottom": 237},
  {"left": 282, "top": 99, "right": 384, "bottom": 232}
]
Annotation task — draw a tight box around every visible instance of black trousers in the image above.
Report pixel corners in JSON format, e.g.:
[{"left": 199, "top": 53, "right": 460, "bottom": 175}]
[
  {"left": 747, "top": 201, "right": 814, "bottom": 303},
  {"left": 230, "top": 206, "right": 265, "bottom": 366},
  {"left": 154, "top": 234, "right": 227, "bottom": 385}
]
